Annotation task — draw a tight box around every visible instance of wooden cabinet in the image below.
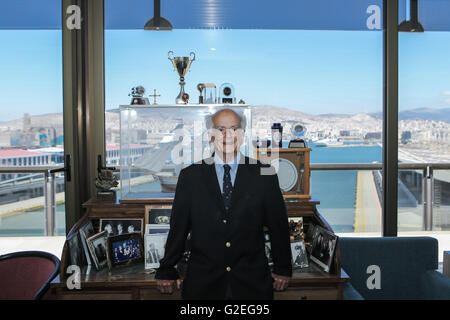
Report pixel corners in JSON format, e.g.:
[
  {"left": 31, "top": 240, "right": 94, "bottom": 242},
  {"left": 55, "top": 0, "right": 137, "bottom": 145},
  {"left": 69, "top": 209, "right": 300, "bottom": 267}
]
[{"left": 51, "top": 197, "right": 348, "bottom": 300}]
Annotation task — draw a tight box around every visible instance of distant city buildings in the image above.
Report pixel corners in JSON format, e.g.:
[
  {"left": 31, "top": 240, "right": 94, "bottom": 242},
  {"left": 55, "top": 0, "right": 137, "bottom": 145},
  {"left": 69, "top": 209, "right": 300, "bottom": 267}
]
[{"left": 0, "top": 107, "right": 449, "bottom": 164}]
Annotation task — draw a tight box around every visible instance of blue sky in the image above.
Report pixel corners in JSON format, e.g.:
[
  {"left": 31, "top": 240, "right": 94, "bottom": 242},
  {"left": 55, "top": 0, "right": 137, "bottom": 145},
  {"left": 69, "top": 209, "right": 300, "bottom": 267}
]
[{"left": 1, "top": 29, "right": 450, "bottom": 122}]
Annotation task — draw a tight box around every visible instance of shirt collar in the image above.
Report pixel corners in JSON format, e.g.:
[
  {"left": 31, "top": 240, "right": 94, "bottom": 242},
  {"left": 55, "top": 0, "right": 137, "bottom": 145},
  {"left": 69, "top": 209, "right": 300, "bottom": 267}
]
[{"left": 214, "top": 151, "right": 241, "bottom": 169}]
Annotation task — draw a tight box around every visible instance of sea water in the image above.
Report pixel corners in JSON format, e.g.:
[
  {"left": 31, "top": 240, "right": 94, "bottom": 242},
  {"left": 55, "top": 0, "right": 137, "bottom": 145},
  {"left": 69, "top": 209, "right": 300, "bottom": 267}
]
[{"left": 310, "top": 145, "right": 382, "bottom": 232}]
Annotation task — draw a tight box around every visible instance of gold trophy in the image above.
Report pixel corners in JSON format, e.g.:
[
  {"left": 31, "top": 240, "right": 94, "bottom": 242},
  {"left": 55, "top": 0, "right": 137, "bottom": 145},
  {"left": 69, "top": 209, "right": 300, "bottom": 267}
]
[{"left": 168, "top": 51, "right": 196, "bottom": 104}]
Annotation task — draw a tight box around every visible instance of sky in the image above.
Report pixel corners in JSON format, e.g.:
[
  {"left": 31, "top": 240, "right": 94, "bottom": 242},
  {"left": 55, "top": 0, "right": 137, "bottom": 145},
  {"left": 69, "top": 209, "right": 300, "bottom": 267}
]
[{"left": 1, "top": 29, "right": 450, "bottom": 122}]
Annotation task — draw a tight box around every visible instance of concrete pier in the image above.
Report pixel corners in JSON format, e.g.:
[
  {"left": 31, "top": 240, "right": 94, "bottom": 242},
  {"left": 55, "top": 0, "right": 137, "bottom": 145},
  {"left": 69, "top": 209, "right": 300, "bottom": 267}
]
[{"left": 354, "top": 171, "right": 382, "bottom": 232}]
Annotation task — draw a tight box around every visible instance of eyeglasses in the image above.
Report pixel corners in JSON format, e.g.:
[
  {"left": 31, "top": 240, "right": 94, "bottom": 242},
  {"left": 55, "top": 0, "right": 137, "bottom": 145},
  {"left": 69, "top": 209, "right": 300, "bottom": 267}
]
[{"left": 213, "top": 126, "right": 242, "bottom": 134}]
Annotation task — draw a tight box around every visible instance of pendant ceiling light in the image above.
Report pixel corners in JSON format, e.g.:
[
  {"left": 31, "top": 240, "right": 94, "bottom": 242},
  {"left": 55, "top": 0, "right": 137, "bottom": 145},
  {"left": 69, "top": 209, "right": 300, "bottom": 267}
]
[
  {"left": 144, "top": 0, "right": 173, "bottom": 31},
  {"left": 399, "top": 0, "right": 424, "bottom": 32}
]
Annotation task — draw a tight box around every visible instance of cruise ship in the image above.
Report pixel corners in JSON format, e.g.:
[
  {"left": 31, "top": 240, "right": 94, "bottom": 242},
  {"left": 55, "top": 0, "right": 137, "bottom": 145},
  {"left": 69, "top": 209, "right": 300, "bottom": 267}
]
[{"left": 313, "top": 137, "right": 344, "bottom": 147}]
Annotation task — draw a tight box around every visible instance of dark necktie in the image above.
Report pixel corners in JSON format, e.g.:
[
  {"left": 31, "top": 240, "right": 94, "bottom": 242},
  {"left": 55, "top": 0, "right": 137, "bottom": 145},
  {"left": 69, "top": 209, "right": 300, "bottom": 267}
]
[{"left": 223, "top": 164, "right": 232, "bottom": 211}]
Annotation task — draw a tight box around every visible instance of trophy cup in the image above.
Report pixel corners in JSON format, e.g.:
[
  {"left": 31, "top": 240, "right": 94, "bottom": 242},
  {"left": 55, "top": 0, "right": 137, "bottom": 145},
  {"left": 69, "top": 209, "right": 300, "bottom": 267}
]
[
  {"left": 288, "top": 123, "right": 308, "bottom": 148},
  {"left": 271, "top": 123, "right": 283, "bottom": 148},
  {"left": 168, "top": 51, "right": 196, "bottom": 104},
  {"left": 197, "top": 83, "right": 205, "bottom": 104},
  {"left": 219, "top": 83, "right": 235, "bottom": 104}
]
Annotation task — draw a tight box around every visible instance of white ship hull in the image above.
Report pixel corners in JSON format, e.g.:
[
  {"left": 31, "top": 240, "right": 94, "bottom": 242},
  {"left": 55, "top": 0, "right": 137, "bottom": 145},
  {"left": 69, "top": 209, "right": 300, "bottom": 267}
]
[{"left": 314, "top": 138, "right": 344, "bottom": 147}]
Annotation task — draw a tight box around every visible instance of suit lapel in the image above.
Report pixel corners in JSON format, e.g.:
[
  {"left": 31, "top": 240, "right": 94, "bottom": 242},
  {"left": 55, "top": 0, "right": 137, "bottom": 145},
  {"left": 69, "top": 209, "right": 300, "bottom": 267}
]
[
  {"left": 203, "top": 157, "right": 226, "bottom": 215},
  {"left": 229, "top": 156, "right": 251, "bottom": 213}
]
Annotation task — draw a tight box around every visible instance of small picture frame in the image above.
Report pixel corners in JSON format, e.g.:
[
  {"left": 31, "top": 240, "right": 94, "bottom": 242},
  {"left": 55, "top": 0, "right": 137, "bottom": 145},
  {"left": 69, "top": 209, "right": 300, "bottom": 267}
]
[
  {"left": 145, "top": 207, "right": 172, "bottom": 226},
  {"left": 291, "top": 240, "right": 309, "bottom": 269},
  {"left": 145, "top": 224, "right": 170, "bottom": 235},
  {"left": 99, "top": 218, "right": 143, "bottom": 236},
  {"left": 309, "top": 226, "right": 338, "bottom": 273},
  {"left": 106, "top": 232, "right": 144, "bottom": 268},
  {"left": 67, "top": 232, "right": 86, "bottom": 268},
  {"left": 145, "top": 233, "right": 169, "bottom": 269},
  {"left": 86, "top": 230, "right": 108, "bottom": 271},
  {"left": 79, "top": 220, "right": 96, "bottom": 265}
]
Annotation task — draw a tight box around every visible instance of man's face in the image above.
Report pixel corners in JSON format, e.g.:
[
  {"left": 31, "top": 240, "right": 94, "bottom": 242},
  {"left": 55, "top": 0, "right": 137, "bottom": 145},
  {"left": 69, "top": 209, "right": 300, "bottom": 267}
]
[{"left": 209, "top": 110, "right": 244, "bottom": 157}]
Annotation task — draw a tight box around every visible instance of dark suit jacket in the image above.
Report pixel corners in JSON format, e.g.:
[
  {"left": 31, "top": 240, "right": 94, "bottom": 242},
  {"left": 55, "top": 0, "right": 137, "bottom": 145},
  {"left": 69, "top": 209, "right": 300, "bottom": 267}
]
[{"left": 155, "top": 154, "right": 292, "bottom": 300}]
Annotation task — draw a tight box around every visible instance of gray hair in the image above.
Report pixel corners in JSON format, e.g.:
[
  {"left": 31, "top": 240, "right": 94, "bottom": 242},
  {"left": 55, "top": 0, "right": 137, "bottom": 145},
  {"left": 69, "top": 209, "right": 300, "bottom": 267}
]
[{"left": 205, "top": 108, "right": 247, "bottom": 131}]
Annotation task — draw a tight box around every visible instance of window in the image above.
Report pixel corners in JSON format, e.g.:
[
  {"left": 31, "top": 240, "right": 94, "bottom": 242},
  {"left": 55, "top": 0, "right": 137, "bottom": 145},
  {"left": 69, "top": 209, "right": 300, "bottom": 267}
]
[
  {"left": 105, "top": 0, "right": 383, "bottom": 235},
  {"left": 0, "top": 1, "right": 65, "bottom": 238},
  {"left": 398, "top": 32, "right": 450, "bottom": 232}
]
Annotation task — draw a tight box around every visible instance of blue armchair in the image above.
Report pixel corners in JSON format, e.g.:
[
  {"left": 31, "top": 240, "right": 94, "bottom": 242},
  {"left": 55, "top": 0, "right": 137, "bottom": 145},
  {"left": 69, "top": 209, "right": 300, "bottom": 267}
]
[{"left": 339, "top": 236, "right": 450, "bottom": 300}]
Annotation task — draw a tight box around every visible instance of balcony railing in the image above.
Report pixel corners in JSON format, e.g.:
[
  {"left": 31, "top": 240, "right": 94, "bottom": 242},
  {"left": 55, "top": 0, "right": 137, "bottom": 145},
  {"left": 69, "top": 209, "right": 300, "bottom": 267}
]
[
  {"left": 310, "top": 163, "right": 450, "bottom": 231},
  {"left": 0, "top": 162, "right": 449, "bottom": 236},
  {"left": 0, "top": 166, "right": 64, "bottom": 236}
]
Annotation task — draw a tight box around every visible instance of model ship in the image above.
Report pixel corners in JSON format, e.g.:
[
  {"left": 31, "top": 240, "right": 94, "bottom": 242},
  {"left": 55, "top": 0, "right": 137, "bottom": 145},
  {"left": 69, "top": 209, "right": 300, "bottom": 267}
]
[{"left": 132, "top": 124, "right": 187, "bottom": 192}]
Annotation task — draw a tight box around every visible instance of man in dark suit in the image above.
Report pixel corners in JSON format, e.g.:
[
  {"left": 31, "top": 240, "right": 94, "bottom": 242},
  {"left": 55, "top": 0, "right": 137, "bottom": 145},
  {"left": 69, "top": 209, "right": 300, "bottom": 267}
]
[{"left": 155, "top": 108, "right": 292, "bottom": 300}]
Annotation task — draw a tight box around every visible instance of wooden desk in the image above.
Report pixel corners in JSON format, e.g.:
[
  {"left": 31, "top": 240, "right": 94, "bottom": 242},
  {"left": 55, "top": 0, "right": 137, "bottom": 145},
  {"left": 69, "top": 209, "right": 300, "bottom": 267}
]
[
  {"left": 50, "top": 197, "right": 349, "bottom": 300},
  {"left": 51, "top": 263, "right": 348, "bottom": 300}
]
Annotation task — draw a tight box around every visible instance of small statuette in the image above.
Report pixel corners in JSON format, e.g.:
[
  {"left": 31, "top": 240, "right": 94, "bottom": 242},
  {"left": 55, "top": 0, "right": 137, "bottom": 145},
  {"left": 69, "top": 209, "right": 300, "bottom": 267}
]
[{"left": 182, "top": 93, "right": 189, "bottom": 104}]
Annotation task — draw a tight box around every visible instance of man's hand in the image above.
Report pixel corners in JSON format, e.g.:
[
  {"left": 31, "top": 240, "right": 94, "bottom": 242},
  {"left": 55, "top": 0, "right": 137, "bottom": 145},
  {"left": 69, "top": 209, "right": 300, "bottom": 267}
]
[
  {"left": 272, "top": 273, "right": 290, "bottom": 291},
  {"left": 156, "top": 279, "right": 183, "bottom": 294}
]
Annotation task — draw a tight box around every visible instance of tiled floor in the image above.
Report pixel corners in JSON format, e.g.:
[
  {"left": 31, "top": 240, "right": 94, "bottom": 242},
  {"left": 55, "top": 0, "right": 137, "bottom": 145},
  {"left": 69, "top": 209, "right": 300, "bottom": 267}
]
[{"left": 0, "top": 236, "right": 66, "bottom": 258}]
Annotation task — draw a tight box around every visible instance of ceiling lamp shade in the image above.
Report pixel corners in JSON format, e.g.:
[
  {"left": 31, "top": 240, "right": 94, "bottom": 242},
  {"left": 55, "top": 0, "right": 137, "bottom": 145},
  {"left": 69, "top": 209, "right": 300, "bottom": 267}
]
[
  {"left": 399, "top": 0, "right": 424, "bottom": 32},
  {"left": 144, "top": 0, "right": 173, "bottom": 30}
]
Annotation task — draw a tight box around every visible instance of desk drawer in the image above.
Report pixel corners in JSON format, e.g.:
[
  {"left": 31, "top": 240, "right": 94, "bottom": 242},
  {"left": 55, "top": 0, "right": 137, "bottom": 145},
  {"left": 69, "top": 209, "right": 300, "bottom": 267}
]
[
  {"left": 57, "top": 289, "right": 133, "bottom": 300},
  {"left": 139, "top": 288, "right": 182, "bottom": 300},
  {"left": 275, "top": 287, "right": 339, "bottom": 300}
]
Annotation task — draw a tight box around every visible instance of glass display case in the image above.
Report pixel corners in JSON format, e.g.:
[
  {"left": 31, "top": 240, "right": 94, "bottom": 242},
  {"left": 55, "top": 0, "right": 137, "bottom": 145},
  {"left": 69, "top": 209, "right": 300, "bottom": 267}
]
[{"left": 119, "top": 104, "right": 252, "bottom": 201}]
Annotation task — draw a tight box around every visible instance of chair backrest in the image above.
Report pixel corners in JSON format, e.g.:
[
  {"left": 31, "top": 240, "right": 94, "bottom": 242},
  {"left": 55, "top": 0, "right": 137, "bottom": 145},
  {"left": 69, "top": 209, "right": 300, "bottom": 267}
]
[
  {"left": 339, "top": 236, "right": 438, "bottom": 300},
  {"left": 0, "top": 251, "right": 60, "bottom": 300}
]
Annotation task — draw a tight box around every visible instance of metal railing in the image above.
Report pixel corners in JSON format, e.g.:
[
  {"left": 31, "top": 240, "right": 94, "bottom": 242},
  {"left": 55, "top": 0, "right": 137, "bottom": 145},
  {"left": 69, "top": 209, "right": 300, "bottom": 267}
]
[
  {"left": 1, "top": 162, "right": 449, "bottom": 235},
  {"left": 310, "top": 162, "right": 450, "bottom": 231},
  {"left": 0, "top": 166, "right": 64, "bottom": 236}
]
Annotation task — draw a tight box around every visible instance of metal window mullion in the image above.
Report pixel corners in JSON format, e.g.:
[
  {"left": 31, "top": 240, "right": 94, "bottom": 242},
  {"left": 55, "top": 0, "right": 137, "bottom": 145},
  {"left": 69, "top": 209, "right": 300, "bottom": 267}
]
[
  {"left": 382, "top": 0, "right": 399, "bottom": 237},
  {"left": 62, "top": 0, "right": 105, "bottom": 234},
  {"left": 423, "top": 167, "right": 434, "bottom": 231},
  {"left": 44, "top": 171, "right": 56, "bottom": 236}
]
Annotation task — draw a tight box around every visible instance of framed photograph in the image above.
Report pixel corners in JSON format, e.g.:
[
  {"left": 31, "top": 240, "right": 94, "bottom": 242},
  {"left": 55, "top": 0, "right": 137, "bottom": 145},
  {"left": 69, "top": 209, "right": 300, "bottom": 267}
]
[
  {"left": 291, "top": 240, "right": 309, "bottom": 269},
  {"left": 86, "top": 230, "right": 108, "bottom": 270},
  {"left": 106, "top": 232, "right": 144, "bottom": 268},
  {"left": 79, "top": 220, "right": 96, "bottom": 265},
  {"left": 309, "top": 226, "right": 338, "bottom": 273},
  {"left": 99, "top": 218, "right": 143, "bottom": 236},
  {"left": 67, "top": 232, "right": 86, "bottom": 267},
  {"left": 145, "top": 233, "right": 169, "bottom": 269},
  {"left": 145, "top": 207, "right": 172, "bottom": 226},
  {"left": 145, "top": 224, "right": 170, "bottom": 235}
]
